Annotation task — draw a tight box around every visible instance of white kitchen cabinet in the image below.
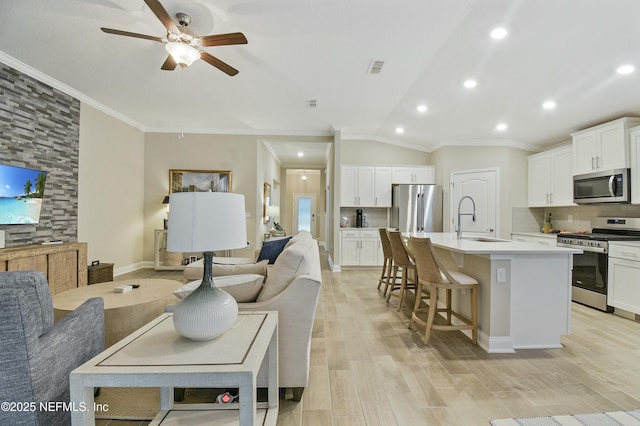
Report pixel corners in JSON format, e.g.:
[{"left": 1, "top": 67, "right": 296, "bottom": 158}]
[
  {"left": 528, "top": 146, "right": 575, "bottom": 207},
  {"left": 511, "top": 233, "right": 557, "bottom": 246},
  {"left": 373, "top": 167, "right": 392, "bottom": 207},
  {"left": 608, "top": 242, "right": 640, "bottom": 315},
  {"left": 340, "top": 229, "right": 381, "bottom": 266},
  {"left": 391, "top": 166, "right": 435, "bottom": 184},
  {"left": 341, "top": 165, "right": 391, "bottom": 207},
  {"left": 630, "top": 126, "right": 640, "bottom": 204},
  {"left": 571, "top": 117, "right": 640, "bottom": 175}
]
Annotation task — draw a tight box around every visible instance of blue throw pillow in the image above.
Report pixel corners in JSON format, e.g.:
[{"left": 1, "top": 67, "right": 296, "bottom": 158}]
[{"left": 257, "top": 237, "right": 292, "bottom": 264}]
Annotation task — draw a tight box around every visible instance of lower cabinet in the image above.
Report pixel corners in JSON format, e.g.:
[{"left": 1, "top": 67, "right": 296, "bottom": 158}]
[
  {"left": 608, "top": 243, "right": 640, "bottom": 315},
  {"left": 340, "top": 229, "right": 381, "bottom": 266},
  {"left": 511, "top": 233, "right": 556, "bottom": 246}
]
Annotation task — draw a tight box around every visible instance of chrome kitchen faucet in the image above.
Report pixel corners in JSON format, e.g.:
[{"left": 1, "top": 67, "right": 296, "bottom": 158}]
[{"left": 457, "top": 195, "right": 476, "bottom": 240}]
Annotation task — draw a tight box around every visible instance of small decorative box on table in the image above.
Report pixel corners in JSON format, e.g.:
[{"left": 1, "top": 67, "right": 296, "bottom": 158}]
[{"left": 87, "top": 260, "right": 114, "bottom": 284}]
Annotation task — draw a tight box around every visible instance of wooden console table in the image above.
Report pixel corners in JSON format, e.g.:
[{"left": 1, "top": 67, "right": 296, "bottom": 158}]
[{"left": 0, "top": 242, "right": 87, "bottom": 295}]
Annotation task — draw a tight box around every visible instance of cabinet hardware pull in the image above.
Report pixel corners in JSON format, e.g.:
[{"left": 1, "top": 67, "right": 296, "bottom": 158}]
[
  {"left": 592, "top": 156, "right": 596, "bottom": 170},
  {"left": 620, "top": 252, "right": 637, "bottom": 258}
]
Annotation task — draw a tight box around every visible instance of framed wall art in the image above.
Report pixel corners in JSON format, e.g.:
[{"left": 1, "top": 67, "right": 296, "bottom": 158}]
[{"left": 169, "top": 169, "right": 232, "bottom": 193}]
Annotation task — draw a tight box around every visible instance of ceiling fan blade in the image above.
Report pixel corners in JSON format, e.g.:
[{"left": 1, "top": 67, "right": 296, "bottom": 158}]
[
  {"left": 143, "top": 0, "right": 179, "bottom": 34},
  {"left": 161, "top": 55, "right": 178, "bottom": 70},
  {"left": 101, "top": 27, "right": 164, "bottom": 42},
  {"left": 200, "top": 32, "right": 248, "bottom": 47},
  {"left": 200, "top": 52, "right": 239, "bottom": 76}
]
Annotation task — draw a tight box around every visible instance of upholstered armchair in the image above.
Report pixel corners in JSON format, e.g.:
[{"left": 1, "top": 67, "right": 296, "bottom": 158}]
[{"left": 0, "top": 270, "right": 105, "bottom": 426}]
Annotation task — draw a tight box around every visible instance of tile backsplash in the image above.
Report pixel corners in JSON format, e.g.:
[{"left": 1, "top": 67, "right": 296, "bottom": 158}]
[
  {"left": 513, "top": 204, "right": 640, "bottom": 234},
  {"left": 340, "top": 207, "right": 389, "bottom": 229}
]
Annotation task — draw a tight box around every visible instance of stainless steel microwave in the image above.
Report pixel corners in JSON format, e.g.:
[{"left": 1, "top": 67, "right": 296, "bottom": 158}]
[{"left": 573, "top": 168, "right": 630, "bottom": 204}]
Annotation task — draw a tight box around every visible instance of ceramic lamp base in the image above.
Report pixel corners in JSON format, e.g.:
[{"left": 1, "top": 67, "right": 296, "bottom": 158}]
[
  {"left": 172, "top": 251, "right": 238, "bottom": 341},
  {"left": 173, "top": 280, "right": 238, "bottom": 341}
]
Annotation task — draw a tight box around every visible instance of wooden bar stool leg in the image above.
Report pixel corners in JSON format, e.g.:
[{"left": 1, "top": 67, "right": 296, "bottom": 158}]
[
  {"left": 446, "top": 288, "right": 452, "bottom": 324},
  {"left": 409, "top": 281, "right": 422, "bottom": 329},
  {"left": 395, "top": 267, "right": 407, "bottom": 312},
  {"left": 378, "top": 258, "right": 388, "bottom": 291},
  {"left": 471, "top": 286, "right": 478, "bottom": 345},
  {"left": 385, "top": 265, "right": 398, "bottom": 303},
  {"left": 423, "top": 283, "right": 438, "bottom": 345}
]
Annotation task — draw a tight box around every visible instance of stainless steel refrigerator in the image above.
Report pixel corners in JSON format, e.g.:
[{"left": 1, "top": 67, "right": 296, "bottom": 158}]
[{"left": 391, "top": 185, "right": 443, "bottom": 233}]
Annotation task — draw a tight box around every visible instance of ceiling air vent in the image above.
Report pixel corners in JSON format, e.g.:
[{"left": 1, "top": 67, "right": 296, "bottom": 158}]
[
  {"left": 367, "top": 59, "right": 385, "bottom": 74},
  {"left": 307, "top": 99, "right": 319, "bottom": 108}
]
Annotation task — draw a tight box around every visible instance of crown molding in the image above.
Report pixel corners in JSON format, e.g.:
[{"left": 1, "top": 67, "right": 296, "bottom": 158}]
[{"left": 0, "top": 51, "right": 145, "bottom": 131}]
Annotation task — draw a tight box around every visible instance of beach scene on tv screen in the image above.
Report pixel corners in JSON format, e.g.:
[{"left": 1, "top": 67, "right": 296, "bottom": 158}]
[{"left": 0, "top": 164, "right": 47, "bottom": 225}]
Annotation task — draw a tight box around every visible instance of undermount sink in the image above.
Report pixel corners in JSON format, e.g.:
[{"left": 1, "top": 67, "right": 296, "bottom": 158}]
[{"left": 462, "top": 237, "right": 507, "bottom": 243}]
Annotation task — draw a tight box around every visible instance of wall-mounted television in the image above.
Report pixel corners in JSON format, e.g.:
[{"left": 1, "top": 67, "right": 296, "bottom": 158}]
[{"left": 0, "top": 164, "right": 48, "bottom": 225}]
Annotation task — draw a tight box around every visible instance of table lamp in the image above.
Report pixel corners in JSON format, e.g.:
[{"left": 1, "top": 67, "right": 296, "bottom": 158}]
[{"left": 167, "top": 192, "right": 247, "bottom": 341}]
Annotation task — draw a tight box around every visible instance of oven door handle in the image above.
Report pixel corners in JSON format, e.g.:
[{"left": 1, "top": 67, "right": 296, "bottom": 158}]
[{"left": 556, "top": 242, "right": 607, "bottom": 254}]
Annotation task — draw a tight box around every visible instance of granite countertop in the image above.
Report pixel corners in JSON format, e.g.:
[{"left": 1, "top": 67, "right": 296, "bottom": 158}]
[{"left": 406, "top": 232, "right": 582, "bottom": 255}]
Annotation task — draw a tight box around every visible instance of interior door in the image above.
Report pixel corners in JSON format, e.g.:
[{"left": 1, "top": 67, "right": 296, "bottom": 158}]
[
  {"left": 450, "top": 169, "right": 498, "bottom": 237},
  {"left": 293, "top": 193, "right": 316, "bottom": 237}
]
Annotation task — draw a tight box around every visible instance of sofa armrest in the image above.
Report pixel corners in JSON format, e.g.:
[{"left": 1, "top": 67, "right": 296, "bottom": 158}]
[
  {"left": 238, "top": 274, "right": 321, "bottom": 388},
  {"left": 38, "top": 298, "right": 105, "bottom": 401}
]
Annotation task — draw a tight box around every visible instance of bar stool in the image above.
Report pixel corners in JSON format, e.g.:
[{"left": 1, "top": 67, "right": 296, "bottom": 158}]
[
  {"left": 385, "top": 230, "right": 417, "bottom": 312},
  {"left": 407, "top": 236, "right": 478, "bottom": 345},
  {"left": 377, "top": 228, "right": 394, "bottom": 297}
]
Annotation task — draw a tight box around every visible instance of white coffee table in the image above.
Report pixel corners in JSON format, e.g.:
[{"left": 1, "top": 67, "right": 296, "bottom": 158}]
[{"left": 70, "top": 312, "right": 278, "bottom": 426}]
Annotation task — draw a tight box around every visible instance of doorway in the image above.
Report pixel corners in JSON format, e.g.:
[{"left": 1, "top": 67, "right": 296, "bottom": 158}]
[
  {"left": 450, "top": 168, "right": 499, "bottom": 237},
  {"left": 293, "top": 193, "right": 316, "bottom": 237}
]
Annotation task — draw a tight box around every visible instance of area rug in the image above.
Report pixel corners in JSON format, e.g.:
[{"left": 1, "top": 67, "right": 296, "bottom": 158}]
[
  {"left": 94, "top": 387, "right": 223, "bottom": 420},
  {"left": 491, "top": 410, "right": 640, "bottom": 426}
]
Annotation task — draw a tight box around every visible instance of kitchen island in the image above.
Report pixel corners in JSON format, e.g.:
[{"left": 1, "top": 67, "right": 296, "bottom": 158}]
[{"left": 407, "top": 232, "right": 581, "bottom": 353}]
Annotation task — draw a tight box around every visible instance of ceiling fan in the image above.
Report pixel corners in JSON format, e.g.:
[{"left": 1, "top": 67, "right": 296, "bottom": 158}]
[{"left": 101, "top": 0, "right": 247, "bottom": 76}]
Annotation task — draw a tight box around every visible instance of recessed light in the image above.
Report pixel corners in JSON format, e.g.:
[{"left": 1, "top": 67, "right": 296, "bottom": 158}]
[
  {"left": 617, "top": 65, "right": 635, "bottom": 75},
  {"left": 490, "top": 27, "right": 507, "bottom": 40},
  {"left": 542, "top": 101, "right": 556, "bottom": 109},
  {"left": 416, "top": 104, "right": 428, "bottom": 113},
  {"left": 297, "top": 152, "right": 304, "bottom": 157},
  {"left": 495, "top": 123, "right": 508, "bottom": 131},
  {"left": 395, "top": 127, "right": 405, "bottom": 134},
  {"left": 463, "top": 79, "right": 477, "bottom": 89}
]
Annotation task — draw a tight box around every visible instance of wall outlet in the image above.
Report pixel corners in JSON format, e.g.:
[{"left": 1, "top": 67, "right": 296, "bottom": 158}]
[
  {"left": 497, "top": 267, "right": 506, "bottom": 283},
  {"left": 363, "top": 213, "right": 368, "bottom": 222},
  {"left": 568, "top": 214, "right": 573, "bottom": 223}
]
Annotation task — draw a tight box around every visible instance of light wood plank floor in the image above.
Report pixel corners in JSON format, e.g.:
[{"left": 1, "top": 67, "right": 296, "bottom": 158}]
[{"left": 99, "top": 251, "right": 640, "bottom": 425}]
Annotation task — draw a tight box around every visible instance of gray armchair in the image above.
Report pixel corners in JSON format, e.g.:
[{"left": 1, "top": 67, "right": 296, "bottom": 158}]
[{"left": 0, "top": 270, "right": 105, "bottom": 426}]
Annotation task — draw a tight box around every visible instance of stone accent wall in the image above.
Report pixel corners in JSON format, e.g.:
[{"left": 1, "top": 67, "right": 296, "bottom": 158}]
[{"left": 0, "top": 63, "right": 80, "bottom": 246}]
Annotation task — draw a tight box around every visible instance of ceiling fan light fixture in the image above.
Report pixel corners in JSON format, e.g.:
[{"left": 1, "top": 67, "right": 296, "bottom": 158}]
[{"left": 165, "top": 42, "right": 200, "bottom": 67}]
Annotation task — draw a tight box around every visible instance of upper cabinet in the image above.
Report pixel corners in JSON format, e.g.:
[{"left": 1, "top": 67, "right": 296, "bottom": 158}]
[
  {"left": 630, "top": 126, "right": 640, "bottom": 204},
  {"left": 571, "top": 117, "right": 640, "bottom": 175},
  {"left": 341, "top": 165, "right": 392, "bottom": 207},
  {"left": 528, "top": 146, "right": 575, "bottom": 207},
  {"left": 391, "top": 166, "right": 435, "bottom": 184}
]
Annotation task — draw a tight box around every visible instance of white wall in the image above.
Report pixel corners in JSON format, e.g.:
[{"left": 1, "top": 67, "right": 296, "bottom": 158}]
[
  {"left": 341, "top": 139, "right": 431, "bottom": 164},
  {"left": 78, "top": 104, "right": 145, "bottom": 273},
  {"left": 431, "top": 145, "right": 533, "bottom": 238},
  {"left": 142, "top": 133, "right": 259, "bottom": 262}
]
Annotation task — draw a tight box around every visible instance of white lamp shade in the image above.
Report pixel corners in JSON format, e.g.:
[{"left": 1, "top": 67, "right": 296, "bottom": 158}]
[
  {"left": 167, "top": 192, "right": 247, "bottom": 252},
  {"left": 265, "top": 205, "right": 280, "bottom": 218}
]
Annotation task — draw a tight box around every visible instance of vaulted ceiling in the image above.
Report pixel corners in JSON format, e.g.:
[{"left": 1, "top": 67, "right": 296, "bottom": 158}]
[{"left": 1, "top": 0, "right": 640, "bottom": 166}]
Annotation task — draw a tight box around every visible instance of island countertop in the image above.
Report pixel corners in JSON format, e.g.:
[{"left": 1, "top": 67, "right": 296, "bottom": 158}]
[
  {"left": 406, "top": 232, "right": 582, "bottom": 255},
  {"left": 403, "top": 232, "right": 579, "bottom": 353}
]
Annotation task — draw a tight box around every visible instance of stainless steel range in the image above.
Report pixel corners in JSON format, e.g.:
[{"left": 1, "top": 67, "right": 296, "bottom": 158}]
[{"left": 556, "top": 217, "right": 640, "bottom": 312}]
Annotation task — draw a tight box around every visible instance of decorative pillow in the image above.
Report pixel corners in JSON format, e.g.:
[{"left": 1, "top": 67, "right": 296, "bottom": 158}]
[
  {"left": 257, "top": 236, "right": 292, "bottom": 264},
  {"left": 173, "top": 274, "right": 264, "bottom": 303},
  {"left": 257, "top": 238, "right": 315, "bottom": 301},
  {"left": 212, "top": 259, "right": 268, "bottom": 277}
]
